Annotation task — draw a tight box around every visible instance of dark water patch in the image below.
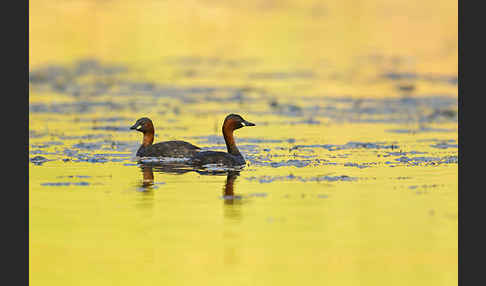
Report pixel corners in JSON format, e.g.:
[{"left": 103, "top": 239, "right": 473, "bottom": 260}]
[
  {"left": 396, "top": 156, "right": 438, "bottom": 163},
  {"left": 30, "top": 59, "right": 127, "bottom": 84},
  {"left": 30, "top": 156, "right": 50, "bottom": 165},
  {"left": 325, "top": 96, "right": 457, "bottom": 123},
  {"left": 41, "top": 182, "right": 91, "bottom": 187},
  {"left": 261, "top": 95, "right": 457, "bottom": 124},
  {"left": 268, "top": 101, "right": 304, "bottom": 117},
  {"left": 31, "top": 144, "right": 49, "bottom": 149},
  {"left": 192, "top": 135, "right": 294, "bottom": 145},
  {"left": 417, "top": 138, "right": 456, "bottom": 143},
  {"left": 201, "top": 87, "right": 263, "bottom": 104},
  {"left": 104, "top": 141, "right": 138, "bottom": 151},
  {"left": 288, "top": 118, "right": 322, "bottom": 125},
  {"left": 30, "top": 65, "right": 70, "bottom": 85},
  {"left": 430, "top": 142, "right": 458, "bottom": 149},
  {"left": 344, "top": 162, "right": 371, "bottom": 169},
  {"left": 69, "top": 140, "right": 137, "bottom": 153},
  {"left": 92, "top": 126, "right": 131, "bottom": 132},
  {"left": 61, "top": 148, "right": 132, "bottom": 163},
  {"left": 386, "top": 127, "right": 456, "bottom": 133},
  {"left": 45, "top": 141, "right": 64, "bottom": 145},
  {"left": 221, "top": 195, "right": 243, "bottom": 200},
  {"left": 80, "top": 116, "right": 130, "bottom": 122},
  {"left": 327, "top": 154, "right": 349, "bottom": 158},
  {"left": 29, "top": 130, "right": 48, "bottom": 138},
  {"left": 113, "top": 82, "right": 255, "bottom": 104},
  {"left": 57, "top": 134, "right": 109, "bottom": 140},
  {"left": 164, "top": 56, "right": 260, "bottom": 68},
  {"left": 57, "top": 175, "right": 92, "bottom": 179},
  {"left": 440, "top": 156, "right": 458, "bottom": 164},
  {"left": 288, "top": 154, "right": 317, "bottom": 159},
  {"left": 249, "top": 159, "right": 314, "bottom": 168},
  {"left": 30, "top": 60, "right": 458, "bottom": 126},
  {"left": 395, "top": 155, "right": 458, "bottom": 166},
  {"left": 379, "top": 150, "right": 427, "bottom": 157},
  {"left": 290, "top": 141, "right": 398, "bottom": 152},
  {"left": 30, "top": 150, "right": 59, "bottom": 155},
  {"left": 72, "top": 142, "right": 104, "bottom": 150},
  {"left": 246, "top": 174, "right": 356, "bottom": 183},
  {"left": 385, "top": 161, "right": 397, "bottom": 167},
  {"left": 62, "top": 149, "right": 107, "bottom": 163},
  {"left": 248, "top": 193, "right": 268, "bottom": 198},
  {"left": 382, "top": 72, "right": 458, "bottom": 85},
  {"left": 63, "top": 149, "right": 82, "bottom": 157},
  {"left": 247, "top": 155, "right": 346, "bottom": 168},
  {"left": 30, "top": 101, "right": 126, "bottom": 114},
  {"left": 408, "top": 184, "right": 441, "bottom": 190},
  {"left": 249, "top": 70, "right": 315, "bottom": 80},
  {"left": 96, "top": 153, "right": 131, "bottom": 157},
  {"left": 30, "top": 141, "right": 64, "bottom": 149},
  {"left": 71, "top": 154, "right": 109, "bottom": 163},
  {"left": 73, "top": 59, "right": 127, "bottom": 76},
  {"left": 425, "top": 109, "right": 457, "bottom": 121},
  {"left": 396, "top": 84, "right": 416, "bottom": 93},
  {"left": 43, "top": 82, "right": 251, "bottom": 107}
]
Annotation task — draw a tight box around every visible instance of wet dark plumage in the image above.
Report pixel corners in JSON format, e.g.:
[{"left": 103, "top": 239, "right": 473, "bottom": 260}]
[
  {"left": 188, "top": 114, "right": 255, "bottom": 167},
  {"left": 190, "top": 150, "right": 246, "bottom": 166},
  {"left": 136, "top": 140, "right": 200, "bottom": 157},
  {"left": 130, "top": 117, "right": 201, "bottom": 158}
]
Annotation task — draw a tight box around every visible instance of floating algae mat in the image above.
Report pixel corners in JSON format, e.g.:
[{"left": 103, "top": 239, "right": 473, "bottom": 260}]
[{"left": 30, "top": 0, "right": 457, "bottom": 285}]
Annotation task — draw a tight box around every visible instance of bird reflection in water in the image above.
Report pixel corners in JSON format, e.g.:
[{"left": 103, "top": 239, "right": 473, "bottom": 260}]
[
  {"left": 137, "top": 163, "right": 245, "bottom": 267},
  {"left": 135, "top": 165, "right": 156, "bottom": 211},
  {"left": 222, "top": 171, "right": 241, "bottom": 204},
  {"left": 141, "top": 165, "right": 155, "bottom": 188},
  {"left": 138, "top": 162, "right": 192, "bottom": 191},
  {"left": 221, "top": 170, "right": 244, "bottom": 224},
  {"left": 138, "top": 163, "right": 245, "bottom": 217},
  {"left": 221, "top": 170, "right": 243, "bottom": 267},
  {"left": 138, "top": 163, "right": 243, "bottom": 203}
]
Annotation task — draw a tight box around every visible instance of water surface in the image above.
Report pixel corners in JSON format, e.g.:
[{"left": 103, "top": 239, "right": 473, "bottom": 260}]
[{"left": 30, "top": 1, "right": 457, "bottom": 285}]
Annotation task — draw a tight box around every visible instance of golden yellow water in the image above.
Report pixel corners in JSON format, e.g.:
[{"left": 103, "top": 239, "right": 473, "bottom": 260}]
[{"left": 30, "top": 0, "right": 457, "bottom": 285}]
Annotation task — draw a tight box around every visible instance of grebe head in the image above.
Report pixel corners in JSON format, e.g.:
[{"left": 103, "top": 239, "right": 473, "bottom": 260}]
[
  {"left": 130, "top": 117, "right": 154, "bottom": 133},
  {"left": 223, "top": 114, "right": 255, "bottom": 131}
]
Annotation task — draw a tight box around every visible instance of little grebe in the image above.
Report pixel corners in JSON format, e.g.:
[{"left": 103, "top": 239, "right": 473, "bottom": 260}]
[
  {"left": 189, "top": 114, "right": 255, "bottom": 167},
  {"left": 130, "top": 117, "right": 200, "bottom": 158}
]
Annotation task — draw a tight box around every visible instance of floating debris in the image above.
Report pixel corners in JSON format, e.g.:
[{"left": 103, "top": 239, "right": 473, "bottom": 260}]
[
  {"left": 246, "top": 174, "right": 356, "bottom": 183},
  {"left": 430, "top": 142, "right": 458, "bottom": 149},
  {"left": 41, "top": 182, "right": 90, "bottom": 186},
  {"left": 30, "top": 156, "right": 50, "bottom": 165},
  {"left": 290, "top": 141, "right": 398, "bottom": 152}
]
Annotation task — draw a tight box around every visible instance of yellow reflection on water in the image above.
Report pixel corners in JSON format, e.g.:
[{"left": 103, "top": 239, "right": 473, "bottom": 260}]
[{"left": 30, "top": 0, "right": 457, "bottom": 285}]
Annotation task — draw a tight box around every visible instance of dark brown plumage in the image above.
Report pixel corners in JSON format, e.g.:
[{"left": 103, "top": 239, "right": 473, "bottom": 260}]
[
  {"left": 189, "top": 114, "right": 255, "bottom": 167},
  {"left": 130, "top": 117, "right": 200, "bottom": 158}
]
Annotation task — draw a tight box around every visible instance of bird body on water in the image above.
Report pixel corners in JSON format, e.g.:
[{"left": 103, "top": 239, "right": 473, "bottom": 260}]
[
  {"left": 130, "top": 117, "right": 200, "bottom": 158},
  {"left": 189, "top": 114, "right": 255, "bottom": 167}
]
